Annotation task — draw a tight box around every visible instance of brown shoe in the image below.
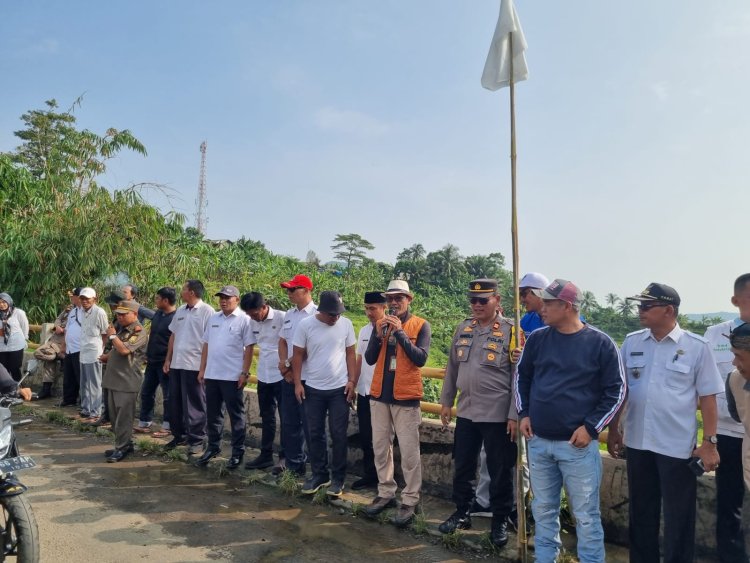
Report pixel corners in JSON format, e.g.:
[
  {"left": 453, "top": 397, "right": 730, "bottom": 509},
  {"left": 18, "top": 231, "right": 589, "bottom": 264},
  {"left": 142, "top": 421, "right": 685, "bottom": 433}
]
[
  {"left": 392, "top": 503, "right": 418, "bottom": 527},
  {"left": 363, "top": 496, "right": 397, "bottom": 518}
]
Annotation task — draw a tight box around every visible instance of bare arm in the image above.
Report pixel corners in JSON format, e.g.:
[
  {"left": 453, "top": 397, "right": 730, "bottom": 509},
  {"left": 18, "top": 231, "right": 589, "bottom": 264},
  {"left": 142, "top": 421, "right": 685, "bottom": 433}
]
[
  {"left": 344, "top": 345, "right": 357, "bottom": 402},
  {"left": 239, "top": 344, "right": 254, "bottom": 389},
  {"left": 163, "top": 333, "right": 174, "bottom": 374},
  {"left": 292, "top": 345, "right": 306, "bottom": 402}
]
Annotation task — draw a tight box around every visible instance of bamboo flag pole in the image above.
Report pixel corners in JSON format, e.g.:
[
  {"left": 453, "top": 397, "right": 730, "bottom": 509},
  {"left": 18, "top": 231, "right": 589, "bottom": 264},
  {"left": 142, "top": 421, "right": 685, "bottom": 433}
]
[{"left": 509, "top": 32, "right": 529, "bottom": 563}]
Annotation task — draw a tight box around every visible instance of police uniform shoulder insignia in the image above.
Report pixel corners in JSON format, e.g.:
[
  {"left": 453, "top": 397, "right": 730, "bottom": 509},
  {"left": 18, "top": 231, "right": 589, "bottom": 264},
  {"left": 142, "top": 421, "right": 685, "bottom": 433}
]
[
  {"left": 492, "top": 331, "right": 504, "bottom": 337},
  {"left": 463, "top": 326, "right": 473, "bottom": 332}
]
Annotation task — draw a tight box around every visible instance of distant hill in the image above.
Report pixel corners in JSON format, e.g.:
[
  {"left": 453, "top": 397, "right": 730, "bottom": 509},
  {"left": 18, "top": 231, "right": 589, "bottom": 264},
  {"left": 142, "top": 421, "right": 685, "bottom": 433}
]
[{"left": 684, "top": 311, "right": 736, "bottom": 322}]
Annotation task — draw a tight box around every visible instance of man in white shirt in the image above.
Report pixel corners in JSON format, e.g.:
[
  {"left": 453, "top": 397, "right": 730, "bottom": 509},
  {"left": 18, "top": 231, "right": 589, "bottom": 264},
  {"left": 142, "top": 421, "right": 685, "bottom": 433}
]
[
  {"left": 351, "top": 291, "right": 386, "bottom": 490},
  {"left": 164, "top": 280, "right": 214, "bottom": 455},
  {"left": 277, "top": 274, "right": 317, "bottom": 476},
  {"left": 292, "top": 291, "right": 356, "bottom": 497},
  {"left": 704, "top": 273, "right": 750, "bottom": 563},
  {"left": 58, "top": 288, "right": 83, "bottom": 407},
  {"left": 240, "top": 292, "right": 286, "bottom": 470},
  {"left": 195, "top": 286, "right": 254, "bottom": 470},
  {"left": 608, "top": 282, "right": 723, "bottom": 563},
  {"left": 77, "top": 287, "right": 110, "bottom": 421}
]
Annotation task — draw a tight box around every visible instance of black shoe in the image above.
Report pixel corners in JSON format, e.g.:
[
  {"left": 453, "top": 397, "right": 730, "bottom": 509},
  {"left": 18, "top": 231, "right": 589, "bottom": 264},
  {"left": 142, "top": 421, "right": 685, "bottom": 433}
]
[
  {"left": 271, "top": 459, "right": 287, "bottom": 476},
  {"left": 107, "top": 445, "right": 134, "bottom": 463},
  {"left": 245, "top": 455, "right": 274, "bottom": 470},
  {"left": 226, "top": 455, "right": 243, "bottom": 470},
  {"left": 301, "top": 475, "right": 331, "bottom": 494},
  {"left": 59, "top": 401, "right": 77, "bottom": 407},
  {"left": 491, "top": 518, "right": 509, "bottom": 547},
  {"left": 194, "top": 449, "right": 220, "bottom": 467},
  {"left": 164, "top": 438, "right": 187, "bottom": 451},
  {"left": 351, "top": 477, "right": 378, "bottom": 490},
  {"left": 37, "top": 383, "right": 53, "bottom": 400},
  {"left": 438, "top": 509, "right": 472, "bottom": 534},
  {"left": 326, "top": 480, "right": 344, "bottom": 497},
  {"left": 469, "top": 499, "right": 492, "bottom": 517},
  {"left": 104, "top": 444, "right": 134, "bottom": 458}
]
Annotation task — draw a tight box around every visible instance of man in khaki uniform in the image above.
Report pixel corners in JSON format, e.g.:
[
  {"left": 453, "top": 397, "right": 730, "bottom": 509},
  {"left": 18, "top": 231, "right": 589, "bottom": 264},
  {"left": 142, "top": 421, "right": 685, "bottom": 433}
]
[
  {"left": 100, "top": 300, "right": 148, "bottom": 462},
  {"left": 439, "top": 278, "right": 518, "bottom": 548}
]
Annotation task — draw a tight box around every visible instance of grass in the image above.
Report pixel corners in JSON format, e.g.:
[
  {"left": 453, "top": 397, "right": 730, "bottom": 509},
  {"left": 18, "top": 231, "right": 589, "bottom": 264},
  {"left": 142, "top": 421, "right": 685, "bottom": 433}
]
[
  {"left": 311, "top": 487, "right": 328, "bottom": 505},
  {"left": 277, "top": 469, "right": 301, "bottom": 496},
  {"left": 557, "top": 549, "right": 579, "bottom": 563},
  {"left": 163, "top": 448, "right": 187, "bottom": 462},
  {"left": 214, "top": 462, "right": 230, "bottom": 478},
  {"left": 350, "top": 502, "right": 365, "bottom": 518},
  {"left": 135, "top": 438, "right": 163, "bottom": 454},
  {"left": 376, "top": 508, "right": 393, "bottom": 525},
  {"left": 45, "top": 410, "right": 69, "bottom": 424},
  {"left": 13, "top": 405, "right": 36, "bottom": 417},
  {"left": 243, "top": 472, "right": 268, "bottom": 487},
  {"left": 441, "top": 529, "right": 464, "bottom": 550},
  {"left": 411, "top": 511, "right": 428, "bottom": 535}
]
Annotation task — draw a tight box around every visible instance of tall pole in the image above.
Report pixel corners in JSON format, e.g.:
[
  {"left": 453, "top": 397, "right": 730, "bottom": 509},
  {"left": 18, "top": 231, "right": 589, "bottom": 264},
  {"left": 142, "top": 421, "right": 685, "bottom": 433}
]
[
  {"left": 509, "top": 32, "right": 529, "bottom": 563},
  {"left": 196, "top": 140, "right": 208, "bottom": 235}
]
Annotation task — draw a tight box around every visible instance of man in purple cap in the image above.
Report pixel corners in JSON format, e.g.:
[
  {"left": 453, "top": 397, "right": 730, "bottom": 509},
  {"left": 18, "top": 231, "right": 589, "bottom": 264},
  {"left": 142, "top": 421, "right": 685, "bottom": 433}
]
[
  {"left": 196, "top": 286, "right": 253, "bottom": 469},
  {"left": 516, "top": 279, "right": 625, "bottom": 563}
]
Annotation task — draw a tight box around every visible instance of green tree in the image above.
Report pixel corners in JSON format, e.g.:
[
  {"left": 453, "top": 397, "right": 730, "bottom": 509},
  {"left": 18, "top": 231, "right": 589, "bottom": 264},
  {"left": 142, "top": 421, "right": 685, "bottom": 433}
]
[
  {"left": 581, "top": 290, "right": 599, "bottom": 314},
  {"left": 425, "top": 244, "right": 467, "bottom": 292},
  {"left": 617, "top": 299, "right": 635, "bottom": 318},
  {"left": 464, "top": 252, "right": 505, "bottom": 280},
  {"left": 331, "top": 233, "right": 375, "bottom": 270},
  {"left": 6, "top": 98, "right": 146, "bottom": 193},
  {"left": 394, "top": 243, "right": 427, "bottom": 287},
  {"left": 605, "top": 293, "right": 620, "bottom": 308}
]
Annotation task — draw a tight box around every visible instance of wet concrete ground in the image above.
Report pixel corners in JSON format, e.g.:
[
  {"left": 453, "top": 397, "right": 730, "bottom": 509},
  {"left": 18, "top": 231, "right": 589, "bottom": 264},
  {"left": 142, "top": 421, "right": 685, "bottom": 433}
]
[{"left": 14, "top": 410, "right": 641, "bottom": 562}]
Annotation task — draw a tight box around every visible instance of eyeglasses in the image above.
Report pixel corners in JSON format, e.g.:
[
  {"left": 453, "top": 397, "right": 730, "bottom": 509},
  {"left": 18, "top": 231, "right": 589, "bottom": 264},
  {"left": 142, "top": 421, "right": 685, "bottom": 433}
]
[
  {"left": 637, "top": 302, "right": 668, "bottom": 311},
  {"left": 286, "top": 287, "right": 303, "bottom": 293},
  {"left": 385, "top": 295, "right": 406, "bottom": 302},
  {"left": 469, "top": 297, "right": 490, "bottom": 305},
  {"left": 519, "top": 289, "right": 532, "bottom": 298}
]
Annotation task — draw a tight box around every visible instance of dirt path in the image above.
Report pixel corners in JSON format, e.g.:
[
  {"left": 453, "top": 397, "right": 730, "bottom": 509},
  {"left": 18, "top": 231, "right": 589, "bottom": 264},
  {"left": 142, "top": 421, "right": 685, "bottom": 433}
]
[{"left": 17, "top": 421, "right": 478, "bottom": 562}]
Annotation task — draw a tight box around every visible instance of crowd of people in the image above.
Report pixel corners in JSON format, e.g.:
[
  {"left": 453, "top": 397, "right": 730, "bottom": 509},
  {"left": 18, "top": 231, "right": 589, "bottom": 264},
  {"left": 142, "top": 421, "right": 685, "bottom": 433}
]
[{"left": 6, "top": 271, "right": 750, "bottom": 562}]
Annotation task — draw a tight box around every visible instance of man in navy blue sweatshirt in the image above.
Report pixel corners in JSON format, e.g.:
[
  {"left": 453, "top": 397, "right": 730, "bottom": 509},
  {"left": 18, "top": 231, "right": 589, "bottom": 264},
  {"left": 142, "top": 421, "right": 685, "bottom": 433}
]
[{"left": 516, "top": 279, "right": 625, "bottom": 563}]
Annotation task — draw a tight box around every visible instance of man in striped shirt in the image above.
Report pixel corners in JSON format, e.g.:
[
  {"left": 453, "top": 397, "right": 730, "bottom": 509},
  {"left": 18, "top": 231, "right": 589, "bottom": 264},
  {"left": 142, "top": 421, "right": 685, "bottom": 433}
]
[{"left": 516, "top": 279, "right": 625, "bottom": 563}]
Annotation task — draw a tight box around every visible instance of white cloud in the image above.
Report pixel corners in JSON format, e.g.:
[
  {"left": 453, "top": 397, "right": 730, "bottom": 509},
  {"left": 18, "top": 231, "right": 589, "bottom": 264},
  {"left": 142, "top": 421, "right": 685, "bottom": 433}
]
[{"left": 313, "top": 106, "right": 389, "bottom": 137}]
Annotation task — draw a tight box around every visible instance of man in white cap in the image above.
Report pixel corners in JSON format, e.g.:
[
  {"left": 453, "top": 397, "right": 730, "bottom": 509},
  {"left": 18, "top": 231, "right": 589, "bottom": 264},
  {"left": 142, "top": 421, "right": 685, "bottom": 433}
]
[
  {"left": 77, "top": 287, "right": 110, "bottom": 422},
  {"left": 363, "top": 280, "right": 431, "bottom": 527}
]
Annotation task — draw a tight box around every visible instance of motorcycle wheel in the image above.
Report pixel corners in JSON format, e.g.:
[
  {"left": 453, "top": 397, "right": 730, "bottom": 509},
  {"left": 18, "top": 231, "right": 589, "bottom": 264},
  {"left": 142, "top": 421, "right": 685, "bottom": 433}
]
[{"left": 0, "top": 494, "right": 39, "bottom": 563}]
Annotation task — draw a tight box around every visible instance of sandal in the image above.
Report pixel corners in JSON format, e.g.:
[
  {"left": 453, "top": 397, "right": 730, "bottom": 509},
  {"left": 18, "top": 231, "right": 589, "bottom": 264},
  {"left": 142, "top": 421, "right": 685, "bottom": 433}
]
[
  {"left": 133, "top": 426, "right": 152, "bottom": 434},
  {"left": 152, "top": 429, "right": 171, "bottom": 438}
]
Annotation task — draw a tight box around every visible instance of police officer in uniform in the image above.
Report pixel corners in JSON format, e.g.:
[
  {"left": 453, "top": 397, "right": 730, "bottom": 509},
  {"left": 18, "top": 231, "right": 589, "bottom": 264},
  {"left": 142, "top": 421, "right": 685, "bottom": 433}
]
[
  {"left": 100, "top": 300, "right": 148, "bottom": 462},
  {"left": 439, "top": 278, "right": 518, "bottom": 548}
]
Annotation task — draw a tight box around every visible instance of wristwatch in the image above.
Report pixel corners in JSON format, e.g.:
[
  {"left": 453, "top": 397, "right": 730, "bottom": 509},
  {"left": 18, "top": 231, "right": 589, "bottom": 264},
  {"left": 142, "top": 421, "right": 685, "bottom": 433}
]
[
  {"left": 240, "top": 371, "right": 249, "bottom": 376},
  {"left": 284, "top": 360, "right": 291, "bottom": 369},
  {"left": 108, "top": 335, "right": 117, "bottom": 342},
  {"left": 704, "top": 435, "right": 718, "bottom": 445}
]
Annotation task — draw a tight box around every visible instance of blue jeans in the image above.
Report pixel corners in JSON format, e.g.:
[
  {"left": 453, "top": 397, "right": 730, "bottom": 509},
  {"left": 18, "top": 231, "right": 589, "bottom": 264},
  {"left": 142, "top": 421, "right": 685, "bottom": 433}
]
[{"left": 527, "top": 436, "right": 604, "bottom": 563}]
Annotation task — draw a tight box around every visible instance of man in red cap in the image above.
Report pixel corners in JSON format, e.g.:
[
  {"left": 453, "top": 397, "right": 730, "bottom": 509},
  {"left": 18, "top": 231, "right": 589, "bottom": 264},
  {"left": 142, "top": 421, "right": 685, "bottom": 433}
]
[{"left": 276, "top": 274, "right": 317, "bottom": 476}]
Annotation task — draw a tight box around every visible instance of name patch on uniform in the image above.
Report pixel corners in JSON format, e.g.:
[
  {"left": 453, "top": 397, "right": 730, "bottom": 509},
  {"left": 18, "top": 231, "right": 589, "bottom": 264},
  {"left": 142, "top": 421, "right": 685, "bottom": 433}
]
[
  {"left": 493, "top": 331, "right": 504, "bottom": 337},
  {"left": 211, "top": 324, "right": 219, "bottom": 328},
  {"left": 176, "top": 317, "right": 185, "bottom": 321},
  {"left": 630, "top": 352, "right": 643, "bottom": 356}
]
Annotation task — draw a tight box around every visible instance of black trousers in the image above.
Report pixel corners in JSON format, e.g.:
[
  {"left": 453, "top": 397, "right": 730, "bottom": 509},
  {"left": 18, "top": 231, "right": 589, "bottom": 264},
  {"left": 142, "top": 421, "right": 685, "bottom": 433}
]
[
  {"left": 304, "top": 385, "right": 349, "bottom": 482},
  {"left": 452, "top": 417, "right": 515, "bottom": 519},
  {"left": 62, "top": 351, "right": 81, "bottom": 404},
  {"left": 169, "top": 369, "right": 206, "bottom": 447},
  {"left": 716, "top": 434, "right": 748, "bottom": 563},
  {"left": 280, "top": 379, "right": 310, "bottom": 471},
  {"left": 0, "top": 350, "right": 24, "bottom": 381},
  {"left": 205, "top": 378, "right": 246, "bottom": 457},
  {"left": 627, "top": 447, "right": 697, "bottom": 563},
  {"left": 257, "top": 380, "right": 283, "bottom": 459},
  {"left": 356, "top": 393, "right": 377, "bottom": 480}
]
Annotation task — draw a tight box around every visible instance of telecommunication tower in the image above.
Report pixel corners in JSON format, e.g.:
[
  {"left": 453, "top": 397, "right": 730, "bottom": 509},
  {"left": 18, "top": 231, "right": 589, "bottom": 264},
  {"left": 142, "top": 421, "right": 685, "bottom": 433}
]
[{"left": 195, "top": 140, "right": 208, "bottom": 235}]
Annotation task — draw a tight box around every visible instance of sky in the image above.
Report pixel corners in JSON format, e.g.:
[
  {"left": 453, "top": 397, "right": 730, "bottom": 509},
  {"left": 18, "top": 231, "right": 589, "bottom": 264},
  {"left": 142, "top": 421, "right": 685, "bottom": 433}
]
[{"left": 2, "top": 1, "right": 749, "bottom": 313}]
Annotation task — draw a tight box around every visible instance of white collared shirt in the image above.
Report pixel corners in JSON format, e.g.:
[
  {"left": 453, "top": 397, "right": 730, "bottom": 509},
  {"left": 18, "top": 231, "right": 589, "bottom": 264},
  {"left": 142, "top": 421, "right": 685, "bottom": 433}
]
[
  {"left": 79, "top": 305, "right": 109, "bottom": 364},
  {"left": 705, "top": 318, "right": 746, "bottom": 438},
  {"left": 64, "top": 306, "right": 83, "bottom": 354},
  {"left": 356, "top": 323, "right": 375, "bottom": 396},
  {"left": 169, "top": 300, "right": 214, "bottom": 371},
  {"left": 279, "top": 301, "right": 318, "bottom": 364},
  {"left": 202, "top": 308, "right": 253, "bottom": 381},
  {"left": 621, "top": 323, "right": 723, "bottom": 459},
  {"left": 248, "top": 307, "right": 286, "bottom": 384}
]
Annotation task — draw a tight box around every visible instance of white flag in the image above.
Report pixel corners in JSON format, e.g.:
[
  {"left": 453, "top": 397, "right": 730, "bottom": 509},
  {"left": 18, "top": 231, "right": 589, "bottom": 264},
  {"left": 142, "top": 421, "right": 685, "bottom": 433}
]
[{"left": 481, "top": 0, "right": 528, "bottom": 90}]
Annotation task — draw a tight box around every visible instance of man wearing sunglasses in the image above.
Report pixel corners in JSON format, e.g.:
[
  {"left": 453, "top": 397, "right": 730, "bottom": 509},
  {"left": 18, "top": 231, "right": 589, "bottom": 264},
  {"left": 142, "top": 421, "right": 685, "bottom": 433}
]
[
  {"left": 277, "top": 274, "right": 317, "bottom": 477},
  {"left": 704, "top": 273, "right": 750, "bottom": 563},
  {"left": 363, "top": 279, "right": 431, "bottom": 527},
  {"left": 608, "top": 282, "right": 723, "bottom": 563},
  {"left": 438, "top": 279, "right": 518, "bottom": 547}
]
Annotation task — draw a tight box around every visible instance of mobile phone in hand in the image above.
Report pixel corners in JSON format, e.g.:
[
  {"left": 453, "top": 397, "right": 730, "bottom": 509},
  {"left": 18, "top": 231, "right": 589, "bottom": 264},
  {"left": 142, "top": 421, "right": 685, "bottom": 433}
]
[{"left": 687, "top": 457, "right": 705, "bottom": 477}]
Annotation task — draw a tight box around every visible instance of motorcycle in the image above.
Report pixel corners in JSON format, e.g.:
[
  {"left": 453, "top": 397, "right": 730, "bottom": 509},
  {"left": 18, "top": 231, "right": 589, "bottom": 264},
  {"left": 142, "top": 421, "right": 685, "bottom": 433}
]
[{"left": 0, "top": 379, "right": 39, "bottom": 562}]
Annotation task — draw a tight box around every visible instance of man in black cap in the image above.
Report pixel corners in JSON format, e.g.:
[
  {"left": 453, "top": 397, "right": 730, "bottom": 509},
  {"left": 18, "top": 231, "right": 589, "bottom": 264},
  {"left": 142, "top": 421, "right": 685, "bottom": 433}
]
[
  {"left": 439, "top": 279, "right": 518, "bottom": 547},
  {"left": 608, "top": 282, "right": 723, "bottom": 563},
  {"left": 195, "top": 286, "right": 253, "bottom": 469},
  {"left": 291, "top": 290, "right": 357, "bottom": 497},
  {"left": 351, "top": 291, "right": 387, "bottom": 490}
]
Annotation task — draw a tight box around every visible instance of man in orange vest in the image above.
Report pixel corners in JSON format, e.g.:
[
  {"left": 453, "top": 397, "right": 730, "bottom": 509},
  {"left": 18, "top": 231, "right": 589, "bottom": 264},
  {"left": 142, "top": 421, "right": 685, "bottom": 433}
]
[{"left": 362, "top": 280, "right": 431, "bottom": 527}]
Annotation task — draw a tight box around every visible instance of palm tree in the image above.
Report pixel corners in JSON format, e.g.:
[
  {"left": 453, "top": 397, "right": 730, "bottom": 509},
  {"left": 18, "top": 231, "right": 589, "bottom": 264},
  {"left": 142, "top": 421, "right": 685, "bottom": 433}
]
[
  {"left": 617, "top": 299, "right": 635, "bottom": 318},
  {"left": 581, "top": 291, "right": 599, "bottom": 313},
  {"left": 605, "top": 293, "right": 620, "bottom": 308}
]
